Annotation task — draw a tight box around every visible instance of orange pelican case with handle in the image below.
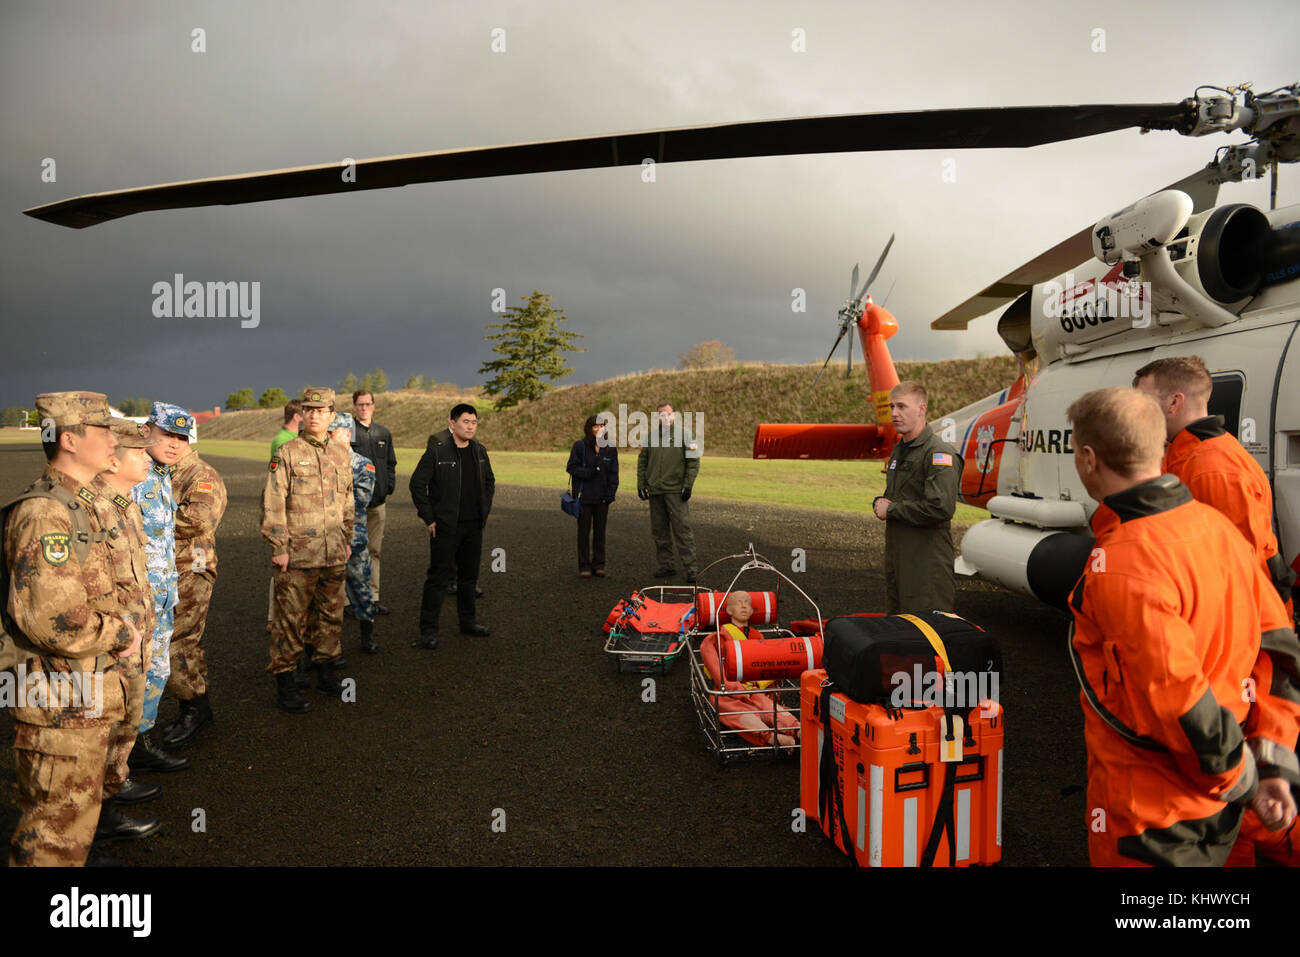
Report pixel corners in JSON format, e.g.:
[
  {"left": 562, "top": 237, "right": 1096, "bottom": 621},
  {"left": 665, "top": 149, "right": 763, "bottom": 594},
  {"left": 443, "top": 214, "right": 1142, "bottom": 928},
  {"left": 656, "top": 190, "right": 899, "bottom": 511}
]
[{"left": 799, "top": 669, "right": 1004, "bottom": 866}]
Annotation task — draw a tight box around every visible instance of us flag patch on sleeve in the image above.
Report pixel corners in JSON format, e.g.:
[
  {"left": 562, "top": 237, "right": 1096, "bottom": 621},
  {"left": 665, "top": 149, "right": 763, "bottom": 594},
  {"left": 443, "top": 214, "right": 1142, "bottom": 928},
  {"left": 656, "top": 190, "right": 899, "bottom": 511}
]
[{"left": 932, "top": 452, "right": 953, "bottom": 467}]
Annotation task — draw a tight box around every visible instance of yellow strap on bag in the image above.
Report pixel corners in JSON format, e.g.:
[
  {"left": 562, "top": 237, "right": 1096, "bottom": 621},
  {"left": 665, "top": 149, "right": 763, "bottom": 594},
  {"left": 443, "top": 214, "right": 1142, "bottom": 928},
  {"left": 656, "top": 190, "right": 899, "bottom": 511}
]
[{"left": 896, "top": 613, "right": 952, "bottom": 671}]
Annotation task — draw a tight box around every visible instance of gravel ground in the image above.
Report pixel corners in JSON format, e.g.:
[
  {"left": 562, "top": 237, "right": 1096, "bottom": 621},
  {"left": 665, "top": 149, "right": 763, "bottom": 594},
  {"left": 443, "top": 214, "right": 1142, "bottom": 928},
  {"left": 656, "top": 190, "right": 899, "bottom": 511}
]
[{"left": 0, "top": 446, "right": 1087, "bottom": 866}]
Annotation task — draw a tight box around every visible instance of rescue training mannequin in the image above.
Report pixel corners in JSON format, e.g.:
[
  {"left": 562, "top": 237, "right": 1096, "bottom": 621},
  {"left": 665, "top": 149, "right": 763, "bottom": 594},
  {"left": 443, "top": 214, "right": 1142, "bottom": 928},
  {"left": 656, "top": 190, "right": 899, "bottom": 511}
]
[{"left": 700, "top": 591, "right": 798, "bottom": 748}]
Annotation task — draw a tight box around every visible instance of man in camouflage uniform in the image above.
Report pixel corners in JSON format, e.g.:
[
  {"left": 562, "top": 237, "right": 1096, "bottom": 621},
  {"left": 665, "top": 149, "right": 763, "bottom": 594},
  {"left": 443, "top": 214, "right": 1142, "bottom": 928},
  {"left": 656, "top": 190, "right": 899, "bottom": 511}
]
[
  {"left": 3, "top": 392, "right": 142, "bottom": 866},
  {"left": 262, "top": 387, "right": 353, "bottom": 712},
  {"left": 331, "top": 412, "right": 380, "bottom": 654},
  {"left": 127, "top": 403, "right": 189, "bottom": 774},
  {"left": 161, "top": 409, "right": 227, "bottom": 747},
  {"left": 873, "top": 380, "right": 963, "bottom": 614},
  {"left": 89, "top": 420, "right": 166, "bottom": 842}
]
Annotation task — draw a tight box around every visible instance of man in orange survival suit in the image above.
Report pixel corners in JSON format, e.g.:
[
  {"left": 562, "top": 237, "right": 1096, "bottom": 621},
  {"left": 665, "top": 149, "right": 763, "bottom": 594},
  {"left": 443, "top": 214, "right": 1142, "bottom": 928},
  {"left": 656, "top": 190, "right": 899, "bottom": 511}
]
[
  {"left": 1066, "top": 388, "right": 1300, "bottom": 866},
  {"left": 1134, "top": 355, "right": 1300, "bottom": 865},
  {"left": 1133, "top": 355, "right": 1295, "bottom": 611}
]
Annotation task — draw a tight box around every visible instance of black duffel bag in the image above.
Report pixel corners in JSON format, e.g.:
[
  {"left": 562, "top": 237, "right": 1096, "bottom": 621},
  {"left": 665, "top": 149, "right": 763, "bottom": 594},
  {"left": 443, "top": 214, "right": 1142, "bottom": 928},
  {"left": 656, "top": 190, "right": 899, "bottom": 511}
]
[{"left": 822, "top": 611, "right": 1001, "bottom": 709}]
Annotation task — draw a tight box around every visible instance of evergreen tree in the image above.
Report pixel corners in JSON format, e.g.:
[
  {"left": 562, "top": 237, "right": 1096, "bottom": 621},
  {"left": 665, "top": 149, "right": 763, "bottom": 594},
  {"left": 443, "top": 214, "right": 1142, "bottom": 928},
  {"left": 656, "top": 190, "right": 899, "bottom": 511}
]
[
  {"left": 371, "top": 369, "right": 389, "bottom": 393},
  {"left": 226, "top": 388, "right": 255, "bottom": 410},
  {"left": 258, "top": 387, "right": 289, "bottom": 408},
  {"left": 479, "top": 291, "right": 585, "bottom": 409},
  {"left": 339, "top": 371, "right": 359, "bottom": 394}
]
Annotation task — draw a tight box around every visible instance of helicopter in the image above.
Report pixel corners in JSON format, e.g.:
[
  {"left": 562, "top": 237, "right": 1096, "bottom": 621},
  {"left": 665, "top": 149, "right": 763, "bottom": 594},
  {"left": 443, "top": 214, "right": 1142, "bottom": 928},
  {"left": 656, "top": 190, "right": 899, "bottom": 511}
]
[
  {"left": 753, "top": 83, "right": 1300, "bottom": 607},
  {"left": 24, "top": 82, "right": 1300, "bottom": 608}
]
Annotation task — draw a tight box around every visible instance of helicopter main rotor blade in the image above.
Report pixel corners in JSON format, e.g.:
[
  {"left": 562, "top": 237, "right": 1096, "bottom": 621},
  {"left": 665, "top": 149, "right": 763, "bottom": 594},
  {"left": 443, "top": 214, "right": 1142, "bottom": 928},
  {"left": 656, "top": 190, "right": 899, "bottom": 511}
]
[
  {"left": 930, "top": 164, "right": 1222, "bottom": 330},
  {"left": 849, "top": 263, "right": 860, "bottom": 300},
  {"left": 25, "top": 103, "right": 1192, "bottom": 229},
  {"left": 856, "top": 232, "right": 896, "bottom": 302}
]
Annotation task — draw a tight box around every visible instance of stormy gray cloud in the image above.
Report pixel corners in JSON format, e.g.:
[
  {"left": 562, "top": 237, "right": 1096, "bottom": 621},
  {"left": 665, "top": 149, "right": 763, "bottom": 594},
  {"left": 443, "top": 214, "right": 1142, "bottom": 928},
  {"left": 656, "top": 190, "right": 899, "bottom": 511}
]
[{"left": 2, "top": 0, "right": 1297, "bottom": 412}]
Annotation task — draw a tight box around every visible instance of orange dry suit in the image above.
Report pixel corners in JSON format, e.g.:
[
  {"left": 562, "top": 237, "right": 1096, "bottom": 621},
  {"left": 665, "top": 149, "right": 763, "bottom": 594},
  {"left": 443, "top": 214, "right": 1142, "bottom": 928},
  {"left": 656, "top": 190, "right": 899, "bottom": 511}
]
[
  {"left": 1068, "top": 475, "right": 1300, "bottom": 867},
  {"left": 1164, "top": 416, "right": 1294, "bottom": 611},
  {"left": 1165, "top": 416, "right": 1300, "bottom": 864}
]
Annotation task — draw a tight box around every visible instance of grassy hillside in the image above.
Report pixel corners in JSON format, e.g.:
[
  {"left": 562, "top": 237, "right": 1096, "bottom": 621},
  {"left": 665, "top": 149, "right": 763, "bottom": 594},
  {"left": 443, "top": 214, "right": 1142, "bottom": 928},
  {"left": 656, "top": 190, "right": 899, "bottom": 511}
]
[{"left": 196, "top": 357, "right": 1019, "bottom": 457}]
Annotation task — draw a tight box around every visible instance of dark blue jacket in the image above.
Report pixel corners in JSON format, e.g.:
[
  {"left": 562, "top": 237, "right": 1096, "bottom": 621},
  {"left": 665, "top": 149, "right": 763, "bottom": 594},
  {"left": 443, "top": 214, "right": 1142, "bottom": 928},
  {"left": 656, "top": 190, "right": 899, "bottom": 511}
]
[{"left": 566, "top": 439, "right": 618, "bottom": 504}]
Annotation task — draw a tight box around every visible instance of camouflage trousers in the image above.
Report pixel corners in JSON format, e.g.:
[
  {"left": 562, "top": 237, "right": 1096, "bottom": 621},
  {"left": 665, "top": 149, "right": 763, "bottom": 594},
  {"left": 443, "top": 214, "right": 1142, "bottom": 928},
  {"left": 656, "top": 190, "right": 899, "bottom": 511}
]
[
  {"left": 346, "top": 542, "right": 377, "bottom": 623},
  {"left": 140, "top": 588, "right": 175, "bottom": 732},
  {"left": 267, "top": 564, "right": 346, "bottom": 673},
  {"left": 104, "top": 672, "right": 145, "bottom": 802},
  {"left": 9, "top": 671, "right": 127, "bottom": 867},
  {"left": 169, "top": 570, "right": 215, "bottom": 701}
]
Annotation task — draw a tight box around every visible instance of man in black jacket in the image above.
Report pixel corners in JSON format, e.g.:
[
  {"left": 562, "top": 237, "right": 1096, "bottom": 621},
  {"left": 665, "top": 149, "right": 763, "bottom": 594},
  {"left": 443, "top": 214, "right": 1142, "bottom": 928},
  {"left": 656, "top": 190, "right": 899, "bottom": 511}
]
[
  {"left": 350, "top": 390, "right": 397, "bottom": 614},
  {"left": 409, "top": 404, "right": 495, "bottom": 647}
]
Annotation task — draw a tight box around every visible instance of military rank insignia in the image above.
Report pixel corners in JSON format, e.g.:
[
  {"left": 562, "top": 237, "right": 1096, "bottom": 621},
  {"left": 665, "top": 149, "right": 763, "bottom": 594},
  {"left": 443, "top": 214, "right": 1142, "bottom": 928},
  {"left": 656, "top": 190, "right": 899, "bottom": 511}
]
[
  {"left": 932, "top": 452, "right": 953, "bottom": 467},
  {"left": 77, "top": 487, "right": 96, "bottom": 505},
  {"left": 41, "top": 532, "right": 71, "bottom": 566},
  {"left": 269, "top": 459, "right": 279, "bottom": 472},
  {"left": 112, "top": 494, "right": 132, "bottom": 509}
]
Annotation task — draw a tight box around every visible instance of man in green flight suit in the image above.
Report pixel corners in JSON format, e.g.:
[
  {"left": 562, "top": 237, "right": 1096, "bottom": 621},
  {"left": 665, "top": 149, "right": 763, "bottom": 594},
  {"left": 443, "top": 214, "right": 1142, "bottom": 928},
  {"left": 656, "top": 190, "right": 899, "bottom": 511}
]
[
  {"left": 873, "top": 380, "right": 962, "bottom": 614},
  {"left": 637, "top": 402, "right": 701, "bottom": 582}
]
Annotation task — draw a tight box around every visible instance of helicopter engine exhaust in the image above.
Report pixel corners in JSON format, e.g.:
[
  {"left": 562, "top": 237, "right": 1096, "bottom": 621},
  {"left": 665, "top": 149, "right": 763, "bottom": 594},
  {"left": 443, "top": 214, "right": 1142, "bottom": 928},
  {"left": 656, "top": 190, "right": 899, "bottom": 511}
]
[{"left": 1168, "top": 202, "right": 1277, "bottom": 309}]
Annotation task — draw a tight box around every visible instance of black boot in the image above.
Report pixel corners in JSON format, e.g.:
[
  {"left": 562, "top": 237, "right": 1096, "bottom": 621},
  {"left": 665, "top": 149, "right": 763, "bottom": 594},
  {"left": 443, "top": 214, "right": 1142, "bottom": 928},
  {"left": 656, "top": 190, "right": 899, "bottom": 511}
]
[
  {"left": 275, "top": 671, "right": 312, "bottom": 713},
  {"left": 128, "top": 733, "right": 191, "bottom": 773},
  {"left": 315, "top": 660, "right": 345, "bottom": 696},
  {"left": 160, "top": 693, "right": 213, "bottom": 748},
  {"left": 360, "top": 620, "right": 378, "bottom": 654},
  {"left": 94, "top": 797, "right": 162, "bottom": 844},
  {"left": 294, "top": 647, "right": 313, "bottom": 689},
  {"left": 115, "top": 777, "right": 161, "bottom": 805}
]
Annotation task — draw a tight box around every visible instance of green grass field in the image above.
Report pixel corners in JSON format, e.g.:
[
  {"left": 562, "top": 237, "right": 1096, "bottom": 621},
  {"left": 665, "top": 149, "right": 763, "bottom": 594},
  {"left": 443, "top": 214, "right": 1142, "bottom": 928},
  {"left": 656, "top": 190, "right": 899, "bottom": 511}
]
[{"left": 0, "top": 430, "right": 986, "bottom": 522}]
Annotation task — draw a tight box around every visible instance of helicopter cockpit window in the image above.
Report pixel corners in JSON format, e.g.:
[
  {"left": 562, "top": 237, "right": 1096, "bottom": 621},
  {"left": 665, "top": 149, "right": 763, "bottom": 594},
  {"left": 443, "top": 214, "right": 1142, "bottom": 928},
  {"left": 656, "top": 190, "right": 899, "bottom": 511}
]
[{"left": 1208, "top": 373, "right": 1244, "bottom": 438}]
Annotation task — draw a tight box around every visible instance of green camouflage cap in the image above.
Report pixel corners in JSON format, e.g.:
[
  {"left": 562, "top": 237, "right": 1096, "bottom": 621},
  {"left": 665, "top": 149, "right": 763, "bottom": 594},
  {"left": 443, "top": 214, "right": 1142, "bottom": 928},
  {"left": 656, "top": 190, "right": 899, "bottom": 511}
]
[
  {"left": 300, "top": 386, "right": 335, "bottom": 409},
  {"left": 34, "top": 391, "right": 120, "bottom": 429},
  {"left": 109, "top": 419, "right": 160, "bottom": 449}
]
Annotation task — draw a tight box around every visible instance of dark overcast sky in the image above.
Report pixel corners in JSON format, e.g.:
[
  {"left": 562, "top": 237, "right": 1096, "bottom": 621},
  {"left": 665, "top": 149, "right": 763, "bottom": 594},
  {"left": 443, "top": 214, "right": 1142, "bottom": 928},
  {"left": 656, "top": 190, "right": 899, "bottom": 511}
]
[{"left": 2, "top": 0, "right": 1297, "bottom": 412}]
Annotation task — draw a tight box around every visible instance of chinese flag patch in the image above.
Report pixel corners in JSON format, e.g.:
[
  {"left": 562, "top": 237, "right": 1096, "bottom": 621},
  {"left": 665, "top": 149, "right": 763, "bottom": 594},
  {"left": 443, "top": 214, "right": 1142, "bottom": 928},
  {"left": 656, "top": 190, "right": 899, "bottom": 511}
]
[
  {"left": 365, "top": 463, "right": 375, "bottom": 472},
  {"left": 196, "top": 481, "right": 213, "bottom": 492}
]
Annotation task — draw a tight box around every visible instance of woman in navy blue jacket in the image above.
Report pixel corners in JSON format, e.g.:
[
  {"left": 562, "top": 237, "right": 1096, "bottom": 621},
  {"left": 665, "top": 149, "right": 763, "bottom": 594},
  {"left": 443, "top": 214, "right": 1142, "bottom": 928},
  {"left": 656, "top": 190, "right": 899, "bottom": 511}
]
[{"left": 566, "top": 414, "right": 619, "bottom": 577}]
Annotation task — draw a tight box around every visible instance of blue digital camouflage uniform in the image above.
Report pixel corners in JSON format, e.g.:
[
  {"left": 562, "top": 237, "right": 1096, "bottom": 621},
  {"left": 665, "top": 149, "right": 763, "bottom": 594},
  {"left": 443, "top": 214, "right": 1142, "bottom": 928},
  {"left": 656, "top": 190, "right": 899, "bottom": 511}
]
[
  {"left": 332, "top": 413, "right": 378, "bottom": 622},
  {"left": 133, "top": 459, "right": 176, "bottom": 732}
]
